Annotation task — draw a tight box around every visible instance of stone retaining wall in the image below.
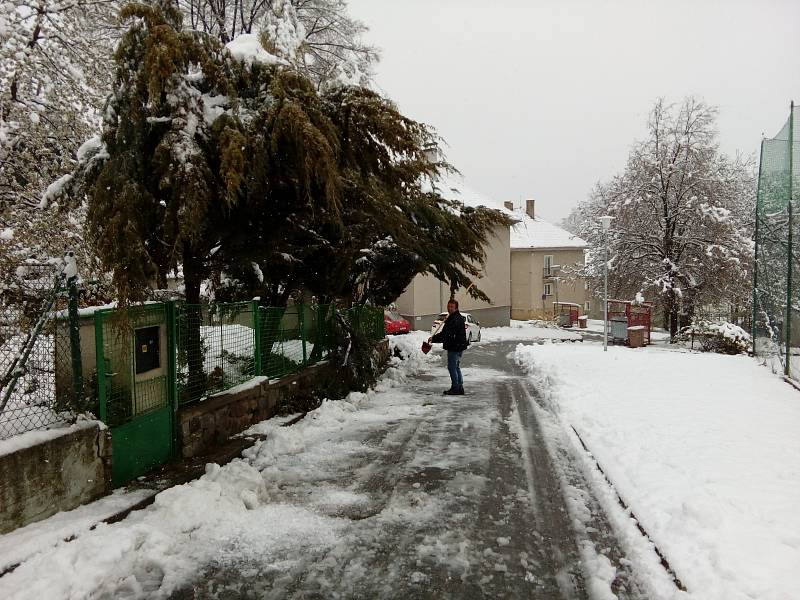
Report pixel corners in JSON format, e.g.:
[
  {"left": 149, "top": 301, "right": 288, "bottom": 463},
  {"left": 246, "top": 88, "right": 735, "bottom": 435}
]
[
  {"left": 179, "top": 339, "right": 390, "bottom": 458},
  {"left": 0, "top": 421, "right": 112, "bottom": 534}
]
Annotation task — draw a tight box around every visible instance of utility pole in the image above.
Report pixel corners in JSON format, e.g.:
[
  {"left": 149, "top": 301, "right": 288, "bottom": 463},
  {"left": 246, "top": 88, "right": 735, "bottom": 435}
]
[{"left": 600, "top": 216, "right": 614, "bottom": 351}]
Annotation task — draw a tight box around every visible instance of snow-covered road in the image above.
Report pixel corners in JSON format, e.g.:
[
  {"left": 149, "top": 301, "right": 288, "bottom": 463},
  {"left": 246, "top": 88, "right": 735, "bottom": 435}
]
[
  {"left": 167, "top": 340, "right": 642, "bottom": 599},
  {"left": 1, "top": 337, "right": 647, "bottom": 599}
]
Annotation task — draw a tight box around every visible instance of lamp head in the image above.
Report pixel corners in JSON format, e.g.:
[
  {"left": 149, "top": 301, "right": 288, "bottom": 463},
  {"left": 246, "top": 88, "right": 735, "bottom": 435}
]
[{"left": 599, "top": 215, "right": 614, "bottom": 231}]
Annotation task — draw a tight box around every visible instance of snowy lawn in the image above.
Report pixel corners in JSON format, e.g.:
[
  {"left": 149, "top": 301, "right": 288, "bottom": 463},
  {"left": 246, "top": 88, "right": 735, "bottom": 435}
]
[
  {"left": 582, "top": 318, "right": 672, "bottom": 343},
  {"left": 515, "top": 343, "right": 800, "bottom": 600},
  {"left": 477, "top": 319, "right": 582, "bottom": 343}
]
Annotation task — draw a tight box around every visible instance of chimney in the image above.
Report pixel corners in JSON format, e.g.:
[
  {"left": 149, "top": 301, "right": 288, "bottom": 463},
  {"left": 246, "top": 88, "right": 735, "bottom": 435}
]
[
  {"left": 423, "top": 143, "right": 439, "bottom": 164},
  {"left": 503, "top": 201, "right": 514, "bottom": 211},
  {"left": 526, "top": 199, "right": 535, "bottom": 219}
]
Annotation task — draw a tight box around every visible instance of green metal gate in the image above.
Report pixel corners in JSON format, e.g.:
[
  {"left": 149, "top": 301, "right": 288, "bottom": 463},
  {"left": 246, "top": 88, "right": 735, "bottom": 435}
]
[{"left": 95, "top": 303, "right": 176, "bottom": 486}]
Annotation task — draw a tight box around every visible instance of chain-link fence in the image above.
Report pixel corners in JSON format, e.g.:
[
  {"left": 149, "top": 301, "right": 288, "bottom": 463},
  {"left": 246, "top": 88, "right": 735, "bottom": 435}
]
[
  {"left": 0, "top": 262, "right": 75, "bottom": 439},
  {"left": 753, "top": 103, "right": 800, "bottom": 377}
]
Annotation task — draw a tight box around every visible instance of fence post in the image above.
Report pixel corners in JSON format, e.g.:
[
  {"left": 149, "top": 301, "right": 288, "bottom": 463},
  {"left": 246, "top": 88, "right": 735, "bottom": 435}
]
[
  {"left": 299, "top": 304, "right": 308, "bottom": 366},
  {"left": 165, "top": 301, "right": 178, "bottom": 455},
  {"left": 252, "top": 300, "right": 262, "bottom": 376},
  {"left": 66, "top": 274, "right": 84, "bottom": 410},
  {"left": 319, "top": 304, "right": 327, "bottom": 358},
  {"left": 94, "top": 311, "right": 107, "bottom": 423}
]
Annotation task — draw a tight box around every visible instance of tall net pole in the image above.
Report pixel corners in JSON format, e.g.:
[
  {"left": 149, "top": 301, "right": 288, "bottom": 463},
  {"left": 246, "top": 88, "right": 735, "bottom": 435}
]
[
  {"left": 752, "top": 140, "right": 765, "bottom": 353},
  {"left": 786, "top": 102, "right": 795, "bottom": 376}
]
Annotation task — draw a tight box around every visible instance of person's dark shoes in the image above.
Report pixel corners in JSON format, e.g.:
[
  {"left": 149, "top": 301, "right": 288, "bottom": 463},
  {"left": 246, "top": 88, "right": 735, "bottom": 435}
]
[
  {"left": 455, "top": 386, "right": 465, "bottom": 395},
  {"left": 443, "top": 388, "right": 457, "bottom": 395}
]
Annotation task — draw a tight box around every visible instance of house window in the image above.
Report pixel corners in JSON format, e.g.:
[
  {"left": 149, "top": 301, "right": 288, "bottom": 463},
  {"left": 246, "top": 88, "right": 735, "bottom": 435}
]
[
  {"left": 544, "top": 283, "right": 553, "bottom": 296},
  {"left": 544, "top": 255, "right": 554, "bottom": 276},
  {"left": 585, "top": 301, "right": 591, "bottom": 313}
]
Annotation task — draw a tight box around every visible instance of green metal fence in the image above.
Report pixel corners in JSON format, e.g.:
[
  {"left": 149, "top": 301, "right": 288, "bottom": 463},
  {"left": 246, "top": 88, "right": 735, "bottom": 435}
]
[
  {"left": 753, "top": 103, "right": 800, "bottom": 378},
  {"left": 95, "top": 304, "right": 173, "bottom": 428},
  {"left": 346, "top": 305, "right": 386, "bottom": 342},
  {"left": 172, "top": 302, "right": 383, "bottom": 405},
  {"left": 176, "top": 301, "right": 259, "bottom": 405}
]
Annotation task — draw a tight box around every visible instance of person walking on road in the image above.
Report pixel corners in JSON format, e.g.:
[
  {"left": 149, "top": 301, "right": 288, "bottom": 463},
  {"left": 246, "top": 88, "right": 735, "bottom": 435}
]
[{"left": 429, "top": 299, "right": 469, "bottom": 395}]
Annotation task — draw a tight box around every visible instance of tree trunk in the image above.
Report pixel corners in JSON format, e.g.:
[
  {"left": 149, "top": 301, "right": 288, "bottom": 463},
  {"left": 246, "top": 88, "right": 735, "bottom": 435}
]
[
  {"left": 663, "top": 288, "right": 681, "bottom": 338},
  {"left": 669, "top": 305, "right": 679, "bottom": 338},
  {"left": 183, "top": 245, "right": 206, "bottom": 402}
]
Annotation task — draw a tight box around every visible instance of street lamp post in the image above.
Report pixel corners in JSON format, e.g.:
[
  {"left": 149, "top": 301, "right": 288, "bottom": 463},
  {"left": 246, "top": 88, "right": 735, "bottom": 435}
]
[{"left": 599, "top": 216, "right": 614, "bottom": 352}]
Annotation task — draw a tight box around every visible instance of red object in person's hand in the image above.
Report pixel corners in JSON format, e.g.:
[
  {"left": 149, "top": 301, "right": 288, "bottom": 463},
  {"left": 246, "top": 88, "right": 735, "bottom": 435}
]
[{"left": 421, "top": 340, "right": 432, "bottom": 354}]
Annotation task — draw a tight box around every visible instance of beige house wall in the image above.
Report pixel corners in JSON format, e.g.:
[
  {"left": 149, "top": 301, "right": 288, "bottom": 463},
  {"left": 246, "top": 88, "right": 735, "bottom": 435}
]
[
  {"left": 394, "top": 224, "right": 511, "bottom": 330},
  {"left": 510, "top": 248, "right": 587, "bottom": 320},
  {"left": 456, "top": 223, "right": 510, "bottom": 312}
]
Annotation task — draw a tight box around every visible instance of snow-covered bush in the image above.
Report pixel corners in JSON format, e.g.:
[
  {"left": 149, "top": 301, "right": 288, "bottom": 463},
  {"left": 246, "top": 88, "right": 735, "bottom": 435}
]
[{"left": 676, "top": 320, "right": 751, "bottom": 355}]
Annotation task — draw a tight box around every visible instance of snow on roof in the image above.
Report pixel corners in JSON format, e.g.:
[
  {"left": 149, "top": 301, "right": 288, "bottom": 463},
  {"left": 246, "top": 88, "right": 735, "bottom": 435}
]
[
  {"left": 425, "top": 173, "right": 585, "bottom": 250},
  {"left": 425, "top": 173, "right": 514, "bottom": 217},
  {"left": 509, "top": 210, "right": 587, "bottom": 250}
]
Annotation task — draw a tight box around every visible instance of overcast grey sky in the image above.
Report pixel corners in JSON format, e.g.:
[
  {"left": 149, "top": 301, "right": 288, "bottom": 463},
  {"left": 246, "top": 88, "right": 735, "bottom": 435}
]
[{"left": 347, "top": 0, "right": 800, "bottom": 223}]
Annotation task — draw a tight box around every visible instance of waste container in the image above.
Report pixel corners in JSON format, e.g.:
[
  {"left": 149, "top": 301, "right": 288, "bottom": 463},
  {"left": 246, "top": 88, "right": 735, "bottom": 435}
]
[
  {"left": 578, "top": 316, "right": 588, "bottom": 329},
  {"left": 610, "top": 316, "right": 628, "bottom": 343},
  {"left": 628, "top": 325, "right": 645, "bottom": 348}
]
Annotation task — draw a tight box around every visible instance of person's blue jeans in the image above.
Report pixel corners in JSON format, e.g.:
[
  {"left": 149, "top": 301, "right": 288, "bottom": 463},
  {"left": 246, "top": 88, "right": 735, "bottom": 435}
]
[{"left": 447, "top": 350, "right": 463, "bottom": 389}]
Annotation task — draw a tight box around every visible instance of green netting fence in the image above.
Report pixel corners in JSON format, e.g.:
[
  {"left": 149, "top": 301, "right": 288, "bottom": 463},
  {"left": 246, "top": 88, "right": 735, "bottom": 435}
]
[{"left": 753, "top": 102, "right": 800, "bottom": 378}]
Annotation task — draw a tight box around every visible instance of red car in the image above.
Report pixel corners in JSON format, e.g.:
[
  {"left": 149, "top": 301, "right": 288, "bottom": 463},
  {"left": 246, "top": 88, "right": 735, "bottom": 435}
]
[{"left": 384, "top": 309, "right": 411, "bottom": 335}]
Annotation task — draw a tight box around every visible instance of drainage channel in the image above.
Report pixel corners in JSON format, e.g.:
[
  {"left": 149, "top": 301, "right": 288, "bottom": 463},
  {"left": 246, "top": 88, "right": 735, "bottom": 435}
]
[{"left": 569, "top": 425, "right": 687, "bottom": 593}]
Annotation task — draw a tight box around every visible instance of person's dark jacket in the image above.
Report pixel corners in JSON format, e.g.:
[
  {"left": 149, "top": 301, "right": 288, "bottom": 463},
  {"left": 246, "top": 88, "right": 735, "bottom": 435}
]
[{"left": 431, "top": 311, "right": 468, "bottom": 352}]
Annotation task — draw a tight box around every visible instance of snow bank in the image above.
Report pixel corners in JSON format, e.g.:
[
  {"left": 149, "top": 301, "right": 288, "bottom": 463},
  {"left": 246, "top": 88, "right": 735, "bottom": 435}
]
[
  {"left": 0, "top": 488, "right": 154, "bottom": 575},
  {"left": 515, "top": 343, "right": 800, "bottom": 600}
]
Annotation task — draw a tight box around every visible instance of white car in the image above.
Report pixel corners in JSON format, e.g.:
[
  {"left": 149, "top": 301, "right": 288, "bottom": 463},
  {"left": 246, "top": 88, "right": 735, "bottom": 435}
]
[{"left": 430, "top": 312, "right": 482, "bottom": 343}]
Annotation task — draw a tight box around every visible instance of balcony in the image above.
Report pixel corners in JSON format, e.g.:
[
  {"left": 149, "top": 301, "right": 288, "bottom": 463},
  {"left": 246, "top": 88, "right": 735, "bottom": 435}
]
[{"left": 542, "top": 266, "right": 561, "bottom": 279}]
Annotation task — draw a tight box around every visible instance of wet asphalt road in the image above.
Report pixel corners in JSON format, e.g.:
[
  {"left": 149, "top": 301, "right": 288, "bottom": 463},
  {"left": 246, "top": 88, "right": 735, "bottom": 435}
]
[{"left": 172, "top": 341, "right": 644, "bottom": 599}]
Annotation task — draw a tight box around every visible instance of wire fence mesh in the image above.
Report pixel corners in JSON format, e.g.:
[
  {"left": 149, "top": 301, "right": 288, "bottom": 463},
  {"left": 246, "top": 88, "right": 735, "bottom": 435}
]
[
  {"left": 753, "top": 103, "right": 800, "bottom": 377},
  {"left": 176, "top": 302, "right": 258, "bottom": 405},
  {"left": 346, "top": 305, "right": 386, "bottom": 342},
  {"left": 176, "top": 302, "right": 383, "bottom": 405},
  {"left": 0, "top": 262, "right": 73, "bottom": 439}
]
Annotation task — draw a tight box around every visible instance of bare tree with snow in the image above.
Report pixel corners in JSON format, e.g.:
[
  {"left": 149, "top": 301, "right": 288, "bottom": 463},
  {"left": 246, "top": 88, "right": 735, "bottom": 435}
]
[
  {"left": 567, "top": 97, "right": 755, "bottom": 336},
  {"left": 177, "top": 0, "right": 378, "bottom": 87}
]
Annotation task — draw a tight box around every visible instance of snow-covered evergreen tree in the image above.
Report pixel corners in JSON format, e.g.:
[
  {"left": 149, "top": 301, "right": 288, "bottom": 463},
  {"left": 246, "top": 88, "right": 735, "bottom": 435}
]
[{"left": 0, "top": 0, "right": 376, "bottom": 298}]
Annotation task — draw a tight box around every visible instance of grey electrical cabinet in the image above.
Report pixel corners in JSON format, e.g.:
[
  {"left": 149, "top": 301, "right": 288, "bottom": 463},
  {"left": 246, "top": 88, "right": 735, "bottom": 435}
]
[{"left": 610, "top": 316, "right": 628, "bottom": 344}]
